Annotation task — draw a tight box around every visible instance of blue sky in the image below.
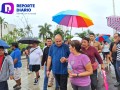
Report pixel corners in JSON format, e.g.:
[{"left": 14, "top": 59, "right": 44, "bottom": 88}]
[{"left": 0, "top": 0, "right": 120, "bottom": 37}]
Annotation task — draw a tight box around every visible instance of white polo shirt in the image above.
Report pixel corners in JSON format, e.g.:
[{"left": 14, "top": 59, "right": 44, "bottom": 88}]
[{"left": 29, "top": 46, "right": 43, "bottom": 65}]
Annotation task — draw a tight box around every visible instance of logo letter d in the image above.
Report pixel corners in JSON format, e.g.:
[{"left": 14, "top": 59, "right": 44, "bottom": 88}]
[{"left": 1, "top": 3, "right": 14, "bottom": 14}]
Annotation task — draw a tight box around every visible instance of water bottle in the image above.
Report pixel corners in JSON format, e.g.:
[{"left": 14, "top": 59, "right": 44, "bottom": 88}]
[{"left": 68, "top": 63, "right": 72, "bottom": 72}]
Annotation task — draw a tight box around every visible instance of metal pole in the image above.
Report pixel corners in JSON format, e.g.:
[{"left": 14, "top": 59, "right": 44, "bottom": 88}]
[
  {"left": 113, "top": 0, "right": 115, "bottom": 16},
  {"left": 112, "top": 0, "right": 117, "bottom": 34},
  {"left": 70, "top": 16, "right": 73, "bottom": 37}
]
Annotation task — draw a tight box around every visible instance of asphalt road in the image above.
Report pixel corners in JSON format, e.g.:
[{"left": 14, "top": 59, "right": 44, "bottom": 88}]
[{"left": 8, "top": 57, "right": 120, "bottom": 90}]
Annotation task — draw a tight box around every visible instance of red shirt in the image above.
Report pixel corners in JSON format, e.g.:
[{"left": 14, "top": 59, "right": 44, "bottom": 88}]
[
  {"left": 81, "top": 46, "right": 103, "bottom": 64},
  {"left": 0, "top": 55, "right": 4, "bottom": 71}
]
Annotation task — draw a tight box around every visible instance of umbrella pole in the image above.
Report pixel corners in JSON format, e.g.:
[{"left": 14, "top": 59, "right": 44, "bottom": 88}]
[
  {"left": 70, "top": 16, "right": 73, "bottom": 37},
  {"left": 70, "top": 26, "right": 72, "bottom": 37}
]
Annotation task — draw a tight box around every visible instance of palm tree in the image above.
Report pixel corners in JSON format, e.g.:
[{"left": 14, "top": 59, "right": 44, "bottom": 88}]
[
  {"left": 38, "top": 23, "right": 52, "bottom": 40},
  {"left": 0, "top": 16, "right": 8, "bottom": 39},
  {"left": 75, "top": 29, "right": 93, "bottom": 38},
  {"left": 25, "top": 25, "right": 33, "bottom": 37},
  {"left": 87, "top": 29, "right": 93, "bottom": 36},
  {"left": 18, "top": 28, "right": 26, "bottom": 37},
  {"left": 8, "top": 31, "right": 14, "bottom": 38},
  {"left": 64, "top": 30, "right": 70, "bottom": 39},
  {"left": 76, "top": 31, "right": 87, "bottom": 38},
  {"left": 54, "top": 27, "right": 64, "bottom": 38}
]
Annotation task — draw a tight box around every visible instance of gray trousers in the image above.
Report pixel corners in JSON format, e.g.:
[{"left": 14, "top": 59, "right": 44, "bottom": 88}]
[
  {"left": 90, "top": 70, "right": 98, "bottom": 90},
  {"left": 72, "top": 84, "right": 91, "bottom": 90}
]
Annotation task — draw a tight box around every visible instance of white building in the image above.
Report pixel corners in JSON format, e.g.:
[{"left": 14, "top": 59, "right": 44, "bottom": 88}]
[{"left": 0, "top": 24, "right": 16, "bottom": 38}]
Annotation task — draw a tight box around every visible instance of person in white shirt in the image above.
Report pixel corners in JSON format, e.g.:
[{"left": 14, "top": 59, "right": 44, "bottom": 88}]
[
  {"left": 29, "top": 42, "right": 43, "bottom": 85},
  {"left": 102, "top": 41, "right": 111, "bottom": 69}
]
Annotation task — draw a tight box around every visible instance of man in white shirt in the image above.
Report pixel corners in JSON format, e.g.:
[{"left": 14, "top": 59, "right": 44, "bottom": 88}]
[{"left": 29, "top": 42, "right": 43, "bottom": 85}]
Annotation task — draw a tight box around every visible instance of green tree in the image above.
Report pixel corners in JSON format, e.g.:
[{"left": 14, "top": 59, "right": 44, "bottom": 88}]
[
  {"left": 0, "top": 16, "right": 8, "bottom": 39},
  {"left": 75, "top": 29, "right": 93, "bottom": 38},
  {"left": 54, "top": 27, "right": 64, "bottom": 38},
  {"left": 2, "top": 34, "right": 14, "bottom": 45},
  {"left": 96, "top": 33, "right": 100, "bottom": 37},
  {"left": 38, "top": 23, "right": 53, "bottom": 40},
  {"left": 7, "top": 28, "right": 26, "bottom": 42},
  {"left": 25, "top": 25, "right": 33, "bottom": 37},
  {"left": 76, "top": 31, "right": 87, "bottom": 38},
  {"left": 18, "top": 28, "right": 26, "bottom": 37}
]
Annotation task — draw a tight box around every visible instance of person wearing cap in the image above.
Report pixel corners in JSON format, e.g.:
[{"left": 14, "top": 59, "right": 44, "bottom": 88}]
[
  {"left": 10, "top": 42, "right": 22, "bottom": 89},
  {"left": 0, "top": 46, "right": 14, "bottom": 90},
  {"left": 29, "top": 41, "right": 43, "bottom": 85}
]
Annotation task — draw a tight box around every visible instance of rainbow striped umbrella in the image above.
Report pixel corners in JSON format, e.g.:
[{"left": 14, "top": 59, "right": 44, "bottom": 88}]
[{"left": 52, "top": 10, "right": 93, "bottom": 28}]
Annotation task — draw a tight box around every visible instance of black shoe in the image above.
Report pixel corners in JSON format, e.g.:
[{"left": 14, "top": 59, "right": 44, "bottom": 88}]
[
  {"left": 114, "top": 82, "right": 120, "bottom": 87},
  {"left": 13, "top": 84, "right": 18, "bottom": 88},
  {"left": 14, "top": 85, "right": 21, "bottom": 90},
  {"left": 34, "top": 78, "right": 39, "bottom": 85}
]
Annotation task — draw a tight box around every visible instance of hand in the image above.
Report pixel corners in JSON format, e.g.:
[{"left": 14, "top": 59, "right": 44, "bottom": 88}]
[
  {"left": 46, "top": 71, "right": 50, "bottom": 77},
  {"left": 114, "top": 39, "right": 118, "bottom": 43},
  {"left": 60, "top": 57, "right": 67, "bottom": 63},
  {"left": 101, "top": 64, "right": 105, "bottom": 70},
  {"left": 9, "top": 76, "right": 14, "bottom": 80},
  {"left": 68, "top": 70, "right": 72, "bottom": 74},
  {"left": 69, "top": 73, "right": 77, "bottom": 78}
]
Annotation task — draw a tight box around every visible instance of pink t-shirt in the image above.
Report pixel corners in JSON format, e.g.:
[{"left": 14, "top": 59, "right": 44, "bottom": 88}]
[{"left": 68, "top": 53, "right": 91, "bottom": 86}]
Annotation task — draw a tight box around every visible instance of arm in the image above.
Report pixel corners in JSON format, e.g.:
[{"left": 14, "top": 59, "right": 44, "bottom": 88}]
[
  {"left": 13, "top": 51, "right": 19, "bottom": 64},
  {"left": 94, "top": 48, "right": 104, "bottom": 69},
  {"left": 94, "top": 47, "right": 103, "bottom": 64},
  {"left": 112, "top": 43, "right": 117, "bottom": 52},
  {"left": 78, "top": 62, "right": 93, "bottom": 76},
  {"left": 39, "top": 47, "right": 43, "bottom": 64},
  {"left": 98, "top": 42, "right": 102, "bottom": 53},
  {"left": 41, "top": 49, "right": 46, "bottom": 66},
  {"left": 60, "top": 45, "right": 70, "bottom": 63},
  {"left": 46, "top": 56, "right": 52, "bottom": 77},
  {"left": 47, "top": 56, "right": 52, "bottom": 71},
  {"left": 109, "top": 51, "right": 113, "bottom": 62},
  {"left": 14, "top": 59, "right": 18, "bottom": 64},
  {"left": 46, "top": 46, "right": 52, "bottom": 77},
  {"left": 69, "top": 62, "right": 93, "bottom": 77},
  {"left": 8, "top": 56, "right": 14, "bottom": 79}
]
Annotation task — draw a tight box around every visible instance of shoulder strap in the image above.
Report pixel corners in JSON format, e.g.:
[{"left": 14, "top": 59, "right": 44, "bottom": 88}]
[{"left": 29, "top": 48, "right": 38, "bottom": 55}]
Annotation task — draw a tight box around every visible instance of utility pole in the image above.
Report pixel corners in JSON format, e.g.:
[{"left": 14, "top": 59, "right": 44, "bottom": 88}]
[{"left": 112, "top": 0, "right": 117, "bottom": 34}]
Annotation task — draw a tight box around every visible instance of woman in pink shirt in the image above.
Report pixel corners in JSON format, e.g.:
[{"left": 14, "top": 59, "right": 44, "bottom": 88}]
[{"left": 68, "top": 40, "right": 93, "bottom": 90}]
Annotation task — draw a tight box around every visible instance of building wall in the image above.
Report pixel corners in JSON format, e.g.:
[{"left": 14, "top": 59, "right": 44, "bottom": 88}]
[{"left": 0, "top": 24, "right": 16, "bottom": 37}]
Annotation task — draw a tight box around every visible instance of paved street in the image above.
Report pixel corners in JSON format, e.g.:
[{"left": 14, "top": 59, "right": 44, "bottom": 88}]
[{"left": 8, "top": 56, "right": 120, "bottom": 90}]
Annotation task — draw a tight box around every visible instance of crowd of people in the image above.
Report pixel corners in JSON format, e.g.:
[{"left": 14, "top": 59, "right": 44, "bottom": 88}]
[{"left": 0, "top": 33, "right": 120, "bottom": 90}]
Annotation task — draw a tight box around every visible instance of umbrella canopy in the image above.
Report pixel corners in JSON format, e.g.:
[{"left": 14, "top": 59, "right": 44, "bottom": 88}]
[
  {"left": 95, "top": 34, "right": 110, "bottom": 42},
  {"left": 106, "top": 16, "right": 120, "bottom": 31},
  {"left": 52, "top": 10, "right": 93, "bottom": 28},
  {"left": 0, "top": 40, "right": 10, "bottom": 49},
  {"left": 18, "top": 37, "right": 40, "bottom": 44},
  {"left": 71, "top": 37, "right": 82, "bottom": 41}
]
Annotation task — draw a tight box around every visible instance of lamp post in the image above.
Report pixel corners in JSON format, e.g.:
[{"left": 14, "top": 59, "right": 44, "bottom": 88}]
[
  {"left": 113, "top": 0, "right": 115, "bottom": 16},
  {"left": 112, "top": 0, "right": 117, "bottom": 34}
]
